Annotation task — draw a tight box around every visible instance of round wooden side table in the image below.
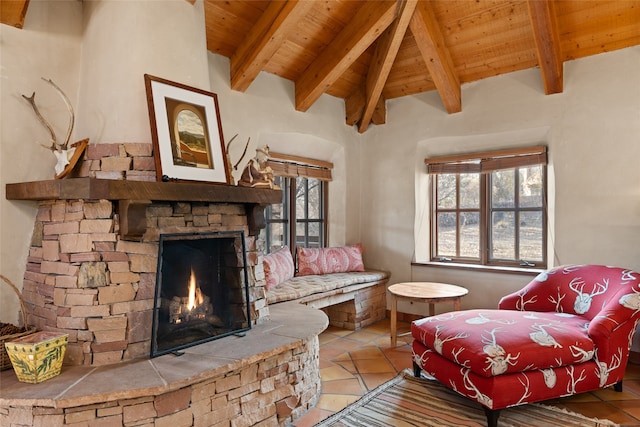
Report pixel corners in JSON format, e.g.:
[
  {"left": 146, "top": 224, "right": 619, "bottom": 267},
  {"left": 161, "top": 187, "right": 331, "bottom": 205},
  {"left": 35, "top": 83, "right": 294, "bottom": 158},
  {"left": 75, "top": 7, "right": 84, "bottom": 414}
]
[{"left": 389, "top": 282, "right": 468, "bottom": 346}]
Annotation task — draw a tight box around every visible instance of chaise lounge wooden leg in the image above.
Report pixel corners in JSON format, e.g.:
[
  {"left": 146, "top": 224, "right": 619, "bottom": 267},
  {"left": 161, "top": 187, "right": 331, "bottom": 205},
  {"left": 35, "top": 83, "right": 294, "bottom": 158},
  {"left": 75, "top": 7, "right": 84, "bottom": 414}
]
[
  {"left": 614, "top": 380, "right": 623, "bottom": 392},
  {"left": 413, "top": 360, "right": 500, "bottom": 427},
  {"left": 413, "top": 361, "right": 421, "bottom": 378},
  {"left": 484, "top": 407, "right": 500, "bottom": 427}
]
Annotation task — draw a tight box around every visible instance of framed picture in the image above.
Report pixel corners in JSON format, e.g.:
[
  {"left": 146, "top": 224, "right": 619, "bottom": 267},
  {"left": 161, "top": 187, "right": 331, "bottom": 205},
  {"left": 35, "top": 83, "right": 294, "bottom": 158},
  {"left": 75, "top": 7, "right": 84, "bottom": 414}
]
[{"left": 144, "top": 74, "right": 230, "bottom": 184}]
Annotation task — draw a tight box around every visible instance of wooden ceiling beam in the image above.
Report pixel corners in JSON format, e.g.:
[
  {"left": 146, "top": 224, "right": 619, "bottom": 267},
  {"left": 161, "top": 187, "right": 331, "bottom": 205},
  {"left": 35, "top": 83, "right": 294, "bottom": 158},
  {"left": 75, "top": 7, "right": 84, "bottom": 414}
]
[
  {"left": 527, "top": 0, "right": 563, "bottom": 94},
  {"left": 409, "top": 1, "right": 461, "bottom": 114},
  {"left": 0, "top": 0, "right": 30, "bottom": 29},
  {"left": 230, "top": 0, "right": 312, "bottom": 92},
  {"left": 346, "top": 86, "right": 385, "bottom": 127},
  {"left": 357, "top": 0, "right": 418, "bottom": 133},
  {"left": 295, "top": 1, "right": 397, "bottom": 112},
  {"left": 345, "top": 87, "right": 365, "bottom": 126}
]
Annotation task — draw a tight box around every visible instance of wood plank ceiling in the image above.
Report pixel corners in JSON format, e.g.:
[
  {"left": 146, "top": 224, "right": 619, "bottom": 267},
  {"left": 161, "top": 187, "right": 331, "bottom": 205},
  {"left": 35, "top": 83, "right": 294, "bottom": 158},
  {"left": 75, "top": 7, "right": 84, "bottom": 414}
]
[
  {"left": 3, "top": 1, "right": 639, "bottom": 133},
  {"left": 204, "top": 0, "right": 640, "bottom": 132}
]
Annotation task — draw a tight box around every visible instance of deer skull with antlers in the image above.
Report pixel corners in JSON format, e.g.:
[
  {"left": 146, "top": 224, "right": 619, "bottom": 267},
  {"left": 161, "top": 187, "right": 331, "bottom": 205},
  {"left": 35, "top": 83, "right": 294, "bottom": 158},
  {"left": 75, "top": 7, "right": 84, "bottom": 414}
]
[{"left": 22, "top": 78, "right": 76, "bottom": 176}]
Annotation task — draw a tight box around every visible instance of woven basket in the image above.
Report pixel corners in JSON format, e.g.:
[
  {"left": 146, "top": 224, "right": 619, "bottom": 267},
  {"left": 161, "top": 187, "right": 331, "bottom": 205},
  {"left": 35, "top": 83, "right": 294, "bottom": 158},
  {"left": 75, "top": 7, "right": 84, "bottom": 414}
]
[{"left": 1, "top": 274, "right": 36, "bottom": 371}]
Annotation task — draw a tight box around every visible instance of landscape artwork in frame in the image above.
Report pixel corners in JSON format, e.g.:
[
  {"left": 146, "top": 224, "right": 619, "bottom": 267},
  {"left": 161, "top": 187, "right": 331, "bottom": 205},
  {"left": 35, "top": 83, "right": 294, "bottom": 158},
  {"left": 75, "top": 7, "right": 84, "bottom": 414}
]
[{"left": 144, "top": 74, "right": 230, "bottom": 184}]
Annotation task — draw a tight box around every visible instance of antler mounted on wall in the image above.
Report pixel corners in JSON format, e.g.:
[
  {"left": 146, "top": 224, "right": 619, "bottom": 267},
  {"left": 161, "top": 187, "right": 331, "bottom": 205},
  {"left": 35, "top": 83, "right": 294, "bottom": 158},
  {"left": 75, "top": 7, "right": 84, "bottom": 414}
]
[{"left": 22, "top": 78, "right": 88, "bottom": 178}]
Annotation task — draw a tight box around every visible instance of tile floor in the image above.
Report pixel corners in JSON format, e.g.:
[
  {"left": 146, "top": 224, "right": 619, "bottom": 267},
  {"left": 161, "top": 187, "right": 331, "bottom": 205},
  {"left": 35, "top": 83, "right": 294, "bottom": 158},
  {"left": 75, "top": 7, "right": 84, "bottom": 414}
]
[{"left": 292, "top": 319, "right": 640, "bottom": 427}]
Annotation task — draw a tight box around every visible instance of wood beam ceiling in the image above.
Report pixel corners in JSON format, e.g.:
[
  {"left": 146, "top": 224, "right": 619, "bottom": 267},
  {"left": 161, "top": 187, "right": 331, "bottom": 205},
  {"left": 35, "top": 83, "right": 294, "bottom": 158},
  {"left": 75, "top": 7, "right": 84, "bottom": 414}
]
[
  {"left": 230, "top": 0, "right": 313, "bottom": 92},
  {"left": 174, "top": 1, "right": 640, "bottom": 131},
  {"left": 409, "top": 0, "right": 461, "bottom": 114},
  {"left": 10, "top": 1, "right": 639, "bottom": 133},
  {"left": 294, "top": 0, "right": 398, "bottom": 113},
  {"left": 345, "top": 87, "right": 385, "bottom": 128},
  {"left": 527, "top": 0, "right": 563, "bottom": 94},
  {"left": 0, "top": 0, "right": 29, "bottom": 29},
  {"left": 357, "top": 0, "right": 418, "bottom": 133}
]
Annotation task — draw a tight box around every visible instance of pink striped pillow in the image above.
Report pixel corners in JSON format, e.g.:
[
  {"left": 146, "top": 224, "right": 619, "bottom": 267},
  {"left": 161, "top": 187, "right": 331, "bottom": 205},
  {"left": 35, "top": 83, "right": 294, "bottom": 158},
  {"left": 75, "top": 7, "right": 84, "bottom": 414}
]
[
  {"left": 263, "top": 246, "right": 295, "bottom": 291},
  {"left": 296, "top": 244, "right": 365, "bottom": 276}
]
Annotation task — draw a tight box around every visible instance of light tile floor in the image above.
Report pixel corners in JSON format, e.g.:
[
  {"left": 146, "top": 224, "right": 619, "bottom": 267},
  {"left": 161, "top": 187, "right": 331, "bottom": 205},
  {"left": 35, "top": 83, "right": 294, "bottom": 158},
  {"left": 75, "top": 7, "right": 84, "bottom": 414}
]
[{"left": 292, "top": 319, "right": 640, "bottom": 427}]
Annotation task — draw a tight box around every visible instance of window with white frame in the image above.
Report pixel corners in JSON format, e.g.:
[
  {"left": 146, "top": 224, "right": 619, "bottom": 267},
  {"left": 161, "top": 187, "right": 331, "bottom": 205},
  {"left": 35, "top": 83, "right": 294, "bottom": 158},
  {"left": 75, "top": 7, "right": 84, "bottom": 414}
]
[
  {"left": 263, "top": 153, "right": 332, "bottom": 255},
  {"left": 426, "top": 146, "right": 547, "bottom": 268}
]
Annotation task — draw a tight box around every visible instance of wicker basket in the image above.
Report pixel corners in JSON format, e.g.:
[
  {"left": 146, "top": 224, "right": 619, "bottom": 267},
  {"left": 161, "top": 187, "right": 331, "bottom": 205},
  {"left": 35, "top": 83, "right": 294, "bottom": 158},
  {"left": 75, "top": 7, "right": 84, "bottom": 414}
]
[{"left": 1, "top": 274, "right": 36, "bottom": 371}]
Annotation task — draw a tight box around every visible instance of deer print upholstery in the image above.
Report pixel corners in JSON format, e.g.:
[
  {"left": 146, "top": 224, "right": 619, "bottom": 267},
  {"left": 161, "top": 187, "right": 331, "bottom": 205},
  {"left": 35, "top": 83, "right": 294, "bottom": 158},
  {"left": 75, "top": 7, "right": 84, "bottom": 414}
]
[{"left": 411, "top": 265, "right": 640, "bottom": 427}]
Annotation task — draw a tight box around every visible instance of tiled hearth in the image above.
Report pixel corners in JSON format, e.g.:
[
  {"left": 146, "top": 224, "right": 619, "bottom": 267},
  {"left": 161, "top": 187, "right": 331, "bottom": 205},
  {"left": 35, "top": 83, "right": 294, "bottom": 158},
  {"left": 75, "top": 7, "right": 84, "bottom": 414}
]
[{"left": 1, "top": 303, "right": 327, "bottom": 426}]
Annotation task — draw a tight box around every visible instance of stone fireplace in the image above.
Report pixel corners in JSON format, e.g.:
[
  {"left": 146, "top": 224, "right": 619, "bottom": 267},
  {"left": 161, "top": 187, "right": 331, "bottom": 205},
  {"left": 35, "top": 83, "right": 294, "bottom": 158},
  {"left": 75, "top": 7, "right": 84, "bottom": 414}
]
[
  {"left": 7, "top": 178, "right": 278, "bottom": 366},
  {"left": 2, "top": 144, "right": 327, "bottom": 426},
  {"left": 4, "top": 141, "right": 282, "bottom": 366}
]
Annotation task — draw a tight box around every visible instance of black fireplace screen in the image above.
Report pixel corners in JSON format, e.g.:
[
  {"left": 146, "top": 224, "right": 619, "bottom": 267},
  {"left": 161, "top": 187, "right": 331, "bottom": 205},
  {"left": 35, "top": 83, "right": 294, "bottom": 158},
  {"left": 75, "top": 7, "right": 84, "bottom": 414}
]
[{"left": 150, "top": 230, "right": 251, "bottom": 357}]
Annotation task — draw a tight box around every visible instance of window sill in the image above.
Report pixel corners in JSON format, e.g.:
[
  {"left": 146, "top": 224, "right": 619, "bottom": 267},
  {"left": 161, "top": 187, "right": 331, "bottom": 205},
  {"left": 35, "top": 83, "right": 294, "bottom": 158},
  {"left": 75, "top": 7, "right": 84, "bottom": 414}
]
[{"left": 411, "top": 261, "right": 544, "bottom": 276}]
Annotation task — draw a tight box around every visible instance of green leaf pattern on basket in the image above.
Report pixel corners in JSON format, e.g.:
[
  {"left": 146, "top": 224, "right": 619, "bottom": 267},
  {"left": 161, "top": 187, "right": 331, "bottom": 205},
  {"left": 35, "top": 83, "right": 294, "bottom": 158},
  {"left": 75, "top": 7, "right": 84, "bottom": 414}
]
[
  {"left": 7, "top": 337, "right": 65, "bottom": 380},
  {"left": 9, "top": 352, "right": 32, "bottom": 376},
  {"left": 37, "top": 346, "right": 61, "bottom": 377}
]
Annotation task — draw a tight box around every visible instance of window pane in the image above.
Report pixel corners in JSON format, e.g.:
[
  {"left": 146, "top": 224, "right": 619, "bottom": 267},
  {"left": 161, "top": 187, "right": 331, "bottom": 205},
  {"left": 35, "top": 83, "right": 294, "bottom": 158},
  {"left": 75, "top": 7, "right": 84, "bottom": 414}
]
[
  {"left": 275, "top": 176, "right": 285, "bottom": 194},
  {"left": 459, "top": 212, "right": 479, "bottom": 258},
  {"left": 460, "top": 174, "right": 479, "bottom": 209},
  {"left": 307, "top": 179, "right": 322, "bottom": 219},
  {"left": 519, "top": 165, "right": 544, "bottom": 208},
  {"left": 268, "top": 223, "right": 285, "bottom": 252},
  {"left": 276, "top": 176, "right": 287, "bottom": 205},
  {"left": 492, "top": 170, "right": 514, "bottom": 208},
  {"left": 491, "top": 212, "right": 515, "bottom": 259},
  {"left": 265, "top": 174, "right": 326, "bottom": 253},
  {"left": 437, "top": 212, "right": 456, "bottom": 256},
  {"left": 437, "top": 174, "right": 456, "bottom": 209},
  {"left": 519, "top": 212, "right": 543, "bottom": 261},
  {"left": 267, "top": 176, "right": 287, "bottom": 221},
  {"left": 296, "top": 179, "right": 307, "bottom": 219},
  {"left": 430, "top": 150, "right": 546, "bottom": 268},
  {"left": 268, "top": 203, "right": 284, "bottom": 220},
  {"left": 307, "top": 223, "right": 321, "bottom": 248}
]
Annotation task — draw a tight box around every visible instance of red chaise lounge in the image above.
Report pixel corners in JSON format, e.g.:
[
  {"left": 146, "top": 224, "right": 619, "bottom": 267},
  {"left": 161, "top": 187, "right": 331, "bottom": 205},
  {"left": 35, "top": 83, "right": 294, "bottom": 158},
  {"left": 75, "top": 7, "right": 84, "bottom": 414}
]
[{"left": 412, "top": 264, "right": 640, "bottom": 427}]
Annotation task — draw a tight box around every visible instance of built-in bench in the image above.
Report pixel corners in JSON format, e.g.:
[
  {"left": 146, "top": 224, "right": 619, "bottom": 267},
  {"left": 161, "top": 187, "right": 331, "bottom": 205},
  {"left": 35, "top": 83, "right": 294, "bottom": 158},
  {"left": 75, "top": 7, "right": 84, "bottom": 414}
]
[{"left": 266, "top": 270, "right": 390, "bottom": 330}]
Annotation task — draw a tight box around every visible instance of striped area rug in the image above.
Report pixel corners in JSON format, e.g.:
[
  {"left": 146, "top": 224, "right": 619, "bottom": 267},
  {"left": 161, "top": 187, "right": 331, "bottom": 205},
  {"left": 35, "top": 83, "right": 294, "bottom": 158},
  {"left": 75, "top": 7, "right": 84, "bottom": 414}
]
[{"left": 315, "top": 370, "right": 618, "bottom": 427}]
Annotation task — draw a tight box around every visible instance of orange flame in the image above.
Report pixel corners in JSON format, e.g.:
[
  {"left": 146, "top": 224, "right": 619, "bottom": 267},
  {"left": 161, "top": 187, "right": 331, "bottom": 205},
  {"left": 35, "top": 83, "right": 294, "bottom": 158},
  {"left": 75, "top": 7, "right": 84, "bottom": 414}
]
[{"left": 187, "top": 269, "right": 204, "bottom": 310}]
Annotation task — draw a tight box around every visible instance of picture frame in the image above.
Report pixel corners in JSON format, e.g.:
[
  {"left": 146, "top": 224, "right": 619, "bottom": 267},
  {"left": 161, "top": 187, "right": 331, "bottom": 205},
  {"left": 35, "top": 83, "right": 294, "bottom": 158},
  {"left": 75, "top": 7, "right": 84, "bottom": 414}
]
[{"left": 144, "top": 74, "right": 230, "bottom": 184}]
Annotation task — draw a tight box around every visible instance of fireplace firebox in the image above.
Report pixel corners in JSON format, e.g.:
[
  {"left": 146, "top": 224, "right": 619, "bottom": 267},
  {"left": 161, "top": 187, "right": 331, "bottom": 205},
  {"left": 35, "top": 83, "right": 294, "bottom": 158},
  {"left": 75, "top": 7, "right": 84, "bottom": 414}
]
[{"left": 151, "top": 230, "right": 251, "bottom": 357}]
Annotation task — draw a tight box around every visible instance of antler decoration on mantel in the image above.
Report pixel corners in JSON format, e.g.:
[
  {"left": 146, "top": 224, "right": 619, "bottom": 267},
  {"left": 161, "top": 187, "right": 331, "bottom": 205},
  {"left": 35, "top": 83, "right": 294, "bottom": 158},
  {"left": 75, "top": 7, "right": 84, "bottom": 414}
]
[
  {"left": 225, "top": 133, "right": 252, "bottom": 185},
  {"left": 22, "top": 78, "right": 88, "bottom": 178}
]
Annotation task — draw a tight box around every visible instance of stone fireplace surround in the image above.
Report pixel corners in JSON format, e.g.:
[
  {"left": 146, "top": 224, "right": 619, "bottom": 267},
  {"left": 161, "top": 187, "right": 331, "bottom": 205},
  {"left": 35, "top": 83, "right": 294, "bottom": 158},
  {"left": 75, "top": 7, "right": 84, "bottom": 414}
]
[
  {"left": 8, "top": 179, "right": 279, "bottom": 366},
  {"left": 1, "top": 143, "right": 327, "bottom": 426}
]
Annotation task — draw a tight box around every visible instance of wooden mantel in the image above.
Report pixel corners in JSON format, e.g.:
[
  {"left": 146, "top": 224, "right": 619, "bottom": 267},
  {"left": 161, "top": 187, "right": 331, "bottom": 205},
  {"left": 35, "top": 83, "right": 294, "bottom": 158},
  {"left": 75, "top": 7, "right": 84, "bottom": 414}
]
[
  {"left": 5, "top": 178, "right": 281, "bottom": 204},
  {"left": 6, "top": 178, "right": 282, "bottom": 239}
]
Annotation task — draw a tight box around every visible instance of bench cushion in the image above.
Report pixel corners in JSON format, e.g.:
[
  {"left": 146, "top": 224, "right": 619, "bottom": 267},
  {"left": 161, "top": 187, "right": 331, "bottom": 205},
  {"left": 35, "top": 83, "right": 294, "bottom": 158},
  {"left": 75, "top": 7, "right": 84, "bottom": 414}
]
[
  {"left": 411, "top": 309, "right": 595, "bottom": 378},
  {"left": 266, "top": 270, "right": 389, "bottom": 304}
]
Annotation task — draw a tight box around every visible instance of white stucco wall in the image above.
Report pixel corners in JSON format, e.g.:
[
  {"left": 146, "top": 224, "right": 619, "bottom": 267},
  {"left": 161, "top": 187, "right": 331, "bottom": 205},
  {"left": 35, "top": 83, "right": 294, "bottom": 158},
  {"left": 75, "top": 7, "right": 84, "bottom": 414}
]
[
  {"left": 206, "top": 54, "right": 362, "bottom": 248},
  {"left": 0, "top": 0, "right": 361, "bottom": 324},
  {"left": 76, "top": 0, "right": 210, "bottom": 144},
  {"left": 0, "top": 1, "right": 83, "bottom": 324},
  {"left": 361, "top": 46, "right": 640, "bottom": 314},
  {"left": 1, "top": 1, "right": 639, "bottom": 328}
]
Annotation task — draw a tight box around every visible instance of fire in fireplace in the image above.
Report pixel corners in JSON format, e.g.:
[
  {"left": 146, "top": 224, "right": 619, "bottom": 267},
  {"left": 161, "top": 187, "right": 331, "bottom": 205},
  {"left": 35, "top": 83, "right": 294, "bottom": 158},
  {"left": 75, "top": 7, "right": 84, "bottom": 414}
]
[{"left": 151, "top": 230, "right": 251, "bottom": 357}]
